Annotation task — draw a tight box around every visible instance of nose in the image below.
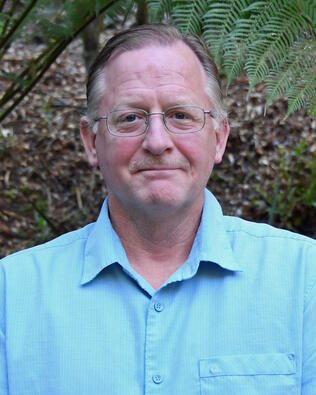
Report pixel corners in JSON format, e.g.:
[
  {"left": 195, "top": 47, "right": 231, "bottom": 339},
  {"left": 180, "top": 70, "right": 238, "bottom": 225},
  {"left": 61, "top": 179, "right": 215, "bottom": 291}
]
[{"left": 141, "top": 113, "right": 174, "bottom": 155}]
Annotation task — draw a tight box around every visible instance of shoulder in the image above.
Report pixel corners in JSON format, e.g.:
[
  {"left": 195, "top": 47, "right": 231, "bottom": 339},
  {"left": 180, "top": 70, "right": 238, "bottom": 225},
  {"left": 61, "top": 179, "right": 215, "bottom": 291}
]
[
  {"left": 223, "top": 215, "right": 316, "bottom": 247},
  {"left": 204, "top": 189, "right": 315, "bottom": 250},
  {"left": 223, "top": 216, "right": 316, "bottom": 299},
  {"left": 0, "top": 223, "right": 98, "bottom": 300},
  {"left": 0, "top": 222, "right": 95, "bottom": 269}
]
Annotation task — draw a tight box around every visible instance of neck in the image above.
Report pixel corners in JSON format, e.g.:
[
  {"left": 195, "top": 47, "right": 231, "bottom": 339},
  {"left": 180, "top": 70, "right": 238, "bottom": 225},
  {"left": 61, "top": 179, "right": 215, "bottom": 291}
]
[{"left": 108, "top": 195, "right": 204, "bottom": 289}]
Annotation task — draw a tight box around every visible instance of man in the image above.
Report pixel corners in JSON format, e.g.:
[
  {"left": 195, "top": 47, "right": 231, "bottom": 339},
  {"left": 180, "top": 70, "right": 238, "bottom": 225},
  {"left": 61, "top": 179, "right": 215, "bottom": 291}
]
[{"left": 0, "top": 23, "right": 315, "bottom": 395}]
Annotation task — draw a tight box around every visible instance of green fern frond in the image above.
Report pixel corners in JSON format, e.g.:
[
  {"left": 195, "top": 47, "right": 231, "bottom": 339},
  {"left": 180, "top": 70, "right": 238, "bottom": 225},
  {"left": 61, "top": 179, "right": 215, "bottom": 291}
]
[
  {"left": 298, "top": 0, "right": 316, "bottom": 29},
  {"left": 203, "top": 0, "right": 251, "bottom": 65},
  {"left": 222, "top": 1, "right": 275, "bottom": 87},
  {"left": 223, "top": 13, "right": 261, "bottom": 87},
  {"left": 223, "top": 39, "right": 246, "bottom": 88},
  {"left": 104, "top": 0, "right": 135, "bottom": 26},
  {"left": 246, "top": 0, "right": 310, "bottom": 93},
  {"left": 171, "top": 0, "right": 208, "bottom": 35},
  {"left": 286, "top": 70, "right": 316, "bottom": 117},
  {"left": 147, "top": 0, "right": 172, "bottom": 22},
  {"left": 307, "top": 100, "right": 316, "bottom": 118},
  {"left": 265, "top": 38, "right": 315, "bottom": 108}
]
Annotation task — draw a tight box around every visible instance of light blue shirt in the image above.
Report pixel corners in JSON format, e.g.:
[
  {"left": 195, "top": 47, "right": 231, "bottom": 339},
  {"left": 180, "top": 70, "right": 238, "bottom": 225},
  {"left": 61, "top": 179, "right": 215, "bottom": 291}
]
[{"left": 1, "top": 189, "right": 315, "bottom": 395}]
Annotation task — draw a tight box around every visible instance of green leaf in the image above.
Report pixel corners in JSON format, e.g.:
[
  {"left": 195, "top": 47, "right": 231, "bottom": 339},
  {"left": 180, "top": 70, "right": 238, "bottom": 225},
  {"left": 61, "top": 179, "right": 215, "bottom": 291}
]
[
  {"left": 298, "top": 0, "right": 316, "bottom": 29},
  {"left": 172, "top": 0, "right": 208, "bottom": 35},
  {"left": 147, "top": 0, "right": 172, "bottom": 22},
  {"left": 245, "top": 0, "right": 310, "bottom": 93},
  {"left": 307, "top": 102, "right": 316, "bottom": 118},
  {"left": 286, "top": 71, "right": 316, "bottom": 117},
  {"left": 265, "top": 38, "right": 315, "bottom": 108},
  {"left": 203, "top": 0, "right": 252, "bottom": 65}
]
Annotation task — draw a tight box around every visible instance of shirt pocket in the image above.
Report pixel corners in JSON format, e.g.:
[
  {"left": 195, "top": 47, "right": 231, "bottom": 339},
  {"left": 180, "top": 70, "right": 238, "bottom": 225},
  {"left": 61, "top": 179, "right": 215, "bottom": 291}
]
[{"left": 199, "top": 353, "right": 297, "bottom": 395}]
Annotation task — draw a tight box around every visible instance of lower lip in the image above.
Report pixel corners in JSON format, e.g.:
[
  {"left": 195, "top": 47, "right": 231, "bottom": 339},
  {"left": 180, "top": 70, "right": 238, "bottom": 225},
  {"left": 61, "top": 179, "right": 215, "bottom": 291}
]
[
  {"left": 142, "top": 168, "right": 179, "bottom": 171},
  {"left": 139, "top": 169, "right": 179, "bottom": 176}
]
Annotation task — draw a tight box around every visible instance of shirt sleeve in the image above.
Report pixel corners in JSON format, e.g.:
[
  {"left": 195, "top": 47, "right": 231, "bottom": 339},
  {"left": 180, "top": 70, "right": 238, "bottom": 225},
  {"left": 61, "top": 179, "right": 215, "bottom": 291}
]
[
  {"left": 302, "top": 245, "right": 316, "bottom": 394},
  {"left": 0, "top": 262, "right": 8, "bottom": 395}
]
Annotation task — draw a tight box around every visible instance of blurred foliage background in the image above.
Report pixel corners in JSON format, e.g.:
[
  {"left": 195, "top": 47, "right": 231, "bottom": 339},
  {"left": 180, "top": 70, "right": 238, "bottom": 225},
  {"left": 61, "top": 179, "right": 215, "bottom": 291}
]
[
  {"left": 0, "top": 0, "right": 315, "bottom": 257},
  {"left": 1, "top": 0, "right": 315, "bottom": 121}
]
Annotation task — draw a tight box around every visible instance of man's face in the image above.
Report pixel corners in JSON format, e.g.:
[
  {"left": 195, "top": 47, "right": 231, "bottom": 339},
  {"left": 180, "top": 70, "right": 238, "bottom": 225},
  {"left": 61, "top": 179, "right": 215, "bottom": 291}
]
[{"left": 81, "top": 42, "right": 229, "bottom": 216}]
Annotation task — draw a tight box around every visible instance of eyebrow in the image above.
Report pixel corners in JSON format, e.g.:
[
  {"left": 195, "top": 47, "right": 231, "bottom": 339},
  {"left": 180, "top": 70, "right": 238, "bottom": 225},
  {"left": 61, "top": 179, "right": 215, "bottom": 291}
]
[{"left": 111, "top": 100, "right": 198, "bottom": 111}]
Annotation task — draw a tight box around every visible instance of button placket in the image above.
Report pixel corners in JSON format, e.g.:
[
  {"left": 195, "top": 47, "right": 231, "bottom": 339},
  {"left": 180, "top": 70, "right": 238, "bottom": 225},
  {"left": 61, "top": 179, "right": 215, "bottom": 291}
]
[{"left": 144, "top": 296, "right": 166, "bottom": 392}]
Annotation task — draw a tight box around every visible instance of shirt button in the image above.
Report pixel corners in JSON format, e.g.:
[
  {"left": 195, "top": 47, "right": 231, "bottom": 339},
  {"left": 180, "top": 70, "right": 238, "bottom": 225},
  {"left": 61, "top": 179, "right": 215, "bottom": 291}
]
[
  {"left": 154, "top": 302, "right": 164, "bottom": 312},
  {"left": 209, "top": 366, "right": 221, "bottom": 374},
  {"left": 152, "top": 374, "right": 163, "bottom": 384}
]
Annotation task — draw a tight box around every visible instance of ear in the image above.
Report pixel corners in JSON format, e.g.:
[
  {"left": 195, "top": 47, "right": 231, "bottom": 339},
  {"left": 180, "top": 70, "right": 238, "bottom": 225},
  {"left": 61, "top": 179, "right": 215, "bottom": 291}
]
[
  {"left": 214, "top": 118, "right": 230, "bottom": 164},
  {"left": 80, "top": 116, "right": 99, "bottom": 167}
]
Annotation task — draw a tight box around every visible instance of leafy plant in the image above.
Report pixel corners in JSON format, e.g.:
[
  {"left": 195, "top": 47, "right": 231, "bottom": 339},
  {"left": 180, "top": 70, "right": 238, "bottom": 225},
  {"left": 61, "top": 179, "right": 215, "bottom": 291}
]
[
  {"left": 147, "top": 0, "right": 316, "bottom": 118},
  {"left": 0, "top": 0, "right": 120, "bottom": 122},
  {"left": 1, "top": 0, "right": 315, "bottom": 120},
  {"left": 255, "top": 140, "right": 316, "bottom": 233}
]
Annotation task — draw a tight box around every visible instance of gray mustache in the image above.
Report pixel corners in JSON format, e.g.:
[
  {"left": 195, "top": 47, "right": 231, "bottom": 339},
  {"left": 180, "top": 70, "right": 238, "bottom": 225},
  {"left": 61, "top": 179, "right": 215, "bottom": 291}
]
[{"left": 129, "top": 157, "right": 190, "bottom": 172}]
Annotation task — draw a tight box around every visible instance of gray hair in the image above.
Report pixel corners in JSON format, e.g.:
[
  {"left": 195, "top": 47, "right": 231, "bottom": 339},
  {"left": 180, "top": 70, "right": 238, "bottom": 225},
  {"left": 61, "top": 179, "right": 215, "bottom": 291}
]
[{"left": 86, "top": 23, "right": 226, "bottom": 125}]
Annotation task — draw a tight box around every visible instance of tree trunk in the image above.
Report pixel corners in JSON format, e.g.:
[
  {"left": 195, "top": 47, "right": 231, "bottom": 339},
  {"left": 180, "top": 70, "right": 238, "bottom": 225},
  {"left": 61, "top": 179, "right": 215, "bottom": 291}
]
[
  {"left": 81, "top": 16, "right": 102, "bottom": 73},
  {"left": 136, "top": 1, "right": 148, "bottom": 25}
]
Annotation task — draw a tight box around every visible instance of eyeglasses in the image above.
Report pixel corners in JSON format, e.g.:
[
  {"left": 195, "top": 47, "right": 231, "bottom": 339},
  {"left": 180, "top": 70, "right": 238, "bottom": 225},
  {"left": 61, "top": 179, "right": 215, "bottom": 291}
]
[{"left": 94, "top": 105, "right": 215, "bottom": 137}]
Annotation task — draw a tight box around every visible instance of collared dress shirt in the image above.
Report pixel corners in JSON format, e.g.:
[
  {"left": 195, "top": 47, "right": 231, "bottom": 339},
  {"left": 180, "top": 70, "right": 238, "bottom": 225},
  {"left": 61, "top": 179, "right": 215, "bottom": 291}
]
[{"left": 0, "top": 189, "right": 315, "bottom": 395}]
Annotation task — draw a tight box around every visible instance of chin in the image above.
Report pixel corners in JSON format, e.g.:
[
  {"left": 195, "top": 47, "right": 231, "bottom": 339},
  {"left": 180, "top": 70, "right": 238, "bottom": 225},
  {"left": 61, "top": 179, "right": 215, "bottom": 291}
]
[
  {"left": 137, "top": 185, "right": 183, "bottom": 205},
  {"left": 135, "top": 189, "right": 198, "bottom": 215}
]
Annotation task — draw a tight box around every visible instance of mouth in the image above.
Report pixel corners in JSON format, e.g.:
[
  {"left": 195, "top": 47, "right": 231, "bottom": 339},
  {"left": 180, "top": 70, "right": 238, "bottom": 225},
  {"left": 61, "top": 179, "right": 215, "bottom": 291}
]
[
  {"left": 135, "top": 167, "right": 181, "bottom": 178},
  {"left": 140, "top": 167, "right": 179, "bottom": 171},
  {"left": 129, "top": 158, "right": 190, "bottom": 173}
]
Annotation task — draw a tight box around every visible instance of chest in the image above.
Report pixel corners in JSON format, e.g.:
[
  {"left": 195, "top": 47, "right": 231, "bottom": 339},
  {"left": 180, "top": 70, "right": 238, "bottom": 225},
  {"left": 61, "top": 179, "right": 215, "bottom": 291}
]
[{"left": 5, "top": 266, "right": 302, "bottom": 395}]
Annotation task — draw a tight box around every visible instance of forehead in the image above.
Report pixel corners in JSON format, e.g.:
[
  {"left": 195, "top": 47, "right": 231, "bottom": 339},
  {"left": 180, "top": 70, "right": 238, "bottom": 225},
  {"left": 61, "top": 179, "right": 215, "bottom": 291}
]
[
  {"left": 99, "top": 42, "right": 210, "bottom": 109},
  {"left": 107, "top": 40, "right": 204, "bottom": 76}
]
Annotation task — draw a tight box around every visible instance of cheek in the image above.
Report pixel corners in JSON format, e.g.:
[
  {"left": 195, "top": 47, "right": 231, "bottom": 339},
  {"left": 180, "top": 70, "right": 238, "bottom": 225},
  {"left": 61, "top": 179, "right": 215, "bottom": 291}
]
[
  {"left": 179, "top": 133, "right": 215, "bottom": 169},
  {"left": 96, "top": 134, "right": 139, "bottom": 174}
]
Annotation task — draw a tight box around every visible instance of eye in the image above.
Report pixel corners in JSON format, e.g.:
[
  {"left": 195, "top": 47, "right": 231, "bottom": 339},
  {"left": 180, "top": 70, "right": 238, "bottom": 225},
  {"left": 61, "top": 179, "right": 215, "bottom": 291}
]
[
  {"left": 112, "top": 110, "right": 145, "bottom": 125},
  {"left": 167, "top": 108, "right": 193, "bottom": 121},
  {"left": 119, "top": 113, "right": 139, "bottom": 123},
  {"left": 124, "top": 113, "right": 138, "bottom": 122},
  {"left": 174, "top": 112, "right": 187, "bottom": 120}
]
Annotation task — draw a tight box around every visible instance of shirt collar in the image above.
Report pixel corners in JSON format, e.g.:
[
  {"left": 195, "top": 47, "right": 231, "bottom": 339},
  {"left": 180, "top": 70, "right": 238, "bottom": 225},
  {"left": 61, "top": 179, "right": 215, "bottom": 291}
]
[
  {"left": 163, "top": 189, "right": 242, "bottom": 286},
  {"left": 80, "top": 199, "right": 129, "bottom": 285},
  {"left": 196, "top": 189, "right": 242, "bottom": 272},
  {"left": 81, "top": 190, "right": 242, "bottom": 285}
]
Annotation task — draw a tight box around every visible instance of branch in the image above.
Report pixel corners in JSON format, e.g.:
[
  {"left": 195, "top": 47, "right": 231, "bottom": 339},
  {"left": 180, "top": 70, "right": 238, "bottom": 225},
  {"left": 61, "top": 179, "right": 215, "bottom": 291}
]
[
  {"left": 0, "top": 0, "right": 7, "bottom": 13},
  {"left": 0, "top": 40, "right": 69, "bottom": 121},
  {"left": 0, "top": 0, "right": 118, "bottom": 122},
  {"left": 0, "top": 0, "right": 39, "bottom": 60},
  {"left": 1, "top": 0, "right": 18, "bottom": 37},
  {"left": 0, "top": 41, "right": 58, "bottom": 107}
]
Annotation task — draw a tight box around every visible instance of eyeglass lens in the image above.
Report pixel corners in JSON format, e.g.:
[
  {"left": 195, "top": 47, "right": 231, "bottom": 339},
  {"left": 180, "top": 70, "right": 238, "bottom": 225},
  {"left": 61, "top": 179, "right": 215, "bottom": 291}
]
[{"left": 107, "top": 106, "right": 205, "bottom": 136}]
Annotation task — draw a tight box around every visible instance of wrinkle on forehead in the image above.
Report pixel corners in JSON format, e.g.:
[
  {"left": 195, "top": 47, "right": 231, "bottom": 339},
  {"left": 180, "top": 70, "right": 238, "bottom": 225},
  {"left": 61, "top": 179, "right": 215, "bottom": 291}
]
[
  {"left": 100, "top": 42, "right": 210, "bottom": 111},
  {"left": 111, "top": 71, "right": 194, "bottom": 97},
  {"left": 107, "top": 42, "right": 206, "bottom": 86}
]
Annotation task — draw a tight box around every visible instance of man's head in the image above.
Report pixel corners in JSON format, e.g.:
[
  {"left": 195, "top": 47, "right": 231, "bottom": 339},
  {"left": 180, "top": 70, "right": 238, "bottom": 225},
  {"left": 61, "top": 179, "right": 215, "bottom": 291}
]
[
  {"left": 80, "top": 24, "right": 229, "bottom": 218},
  {"left": 85, "top": 23, "right": 226, "bottom": 123}
]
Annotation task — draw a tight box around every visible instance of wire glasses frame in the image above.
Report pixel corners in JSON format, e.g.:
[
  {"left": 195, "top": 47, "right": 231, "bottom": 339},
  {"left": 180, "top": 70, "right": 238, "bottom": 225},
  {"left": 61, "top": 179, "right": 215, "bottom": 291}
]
[{"left": 93, "top": 105, "right": 215, "bottom": 137}]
